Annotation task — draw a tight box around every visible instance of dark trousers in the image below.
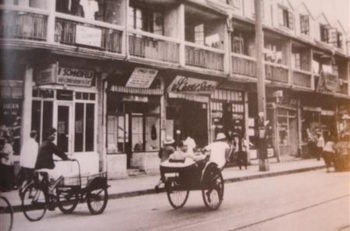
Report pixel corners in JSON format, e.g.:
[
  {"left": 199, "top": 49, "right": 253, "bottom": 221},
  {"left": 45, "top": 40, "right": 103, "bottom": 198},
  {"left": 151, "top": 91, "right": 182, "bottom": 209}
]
[
  {"left": 18, "top": 167, "right": 35, "bottom": 186},
  {"left": 237, "top": 151, "right": 248, "bottom": 169},
  {"left": 0, "top": 164, "right": 14, "bottom": 191},
  {"left": 322, "top": 151, "right": 334, "bottom": 170},
  {"left": 316, "top": 147, "right": 323, "bottom": 160}
]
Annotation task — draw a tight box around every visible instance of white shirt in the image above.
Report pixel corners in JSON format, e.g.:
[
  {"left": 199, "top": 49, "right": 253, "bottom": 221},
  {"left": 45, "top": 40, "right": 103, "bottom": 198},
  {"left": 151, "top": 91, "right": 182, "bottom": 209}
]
[
  {"left": 1, "top": 143, "right": 13, "bottom": 166},
  {"left": 205, "top": 141, "right": 230, "bottom": 169},
  {"left": 323, "top": 141, "right": 335, "bottom": 153},
  {"left": 20, "top": 138, "right": 39, "bottom": 169},
  {"left": 184, "top": 137, "right": 196, "bottom": 155},
  {"left": 316, "top": 136, "right": 325, "bottom": 148}
]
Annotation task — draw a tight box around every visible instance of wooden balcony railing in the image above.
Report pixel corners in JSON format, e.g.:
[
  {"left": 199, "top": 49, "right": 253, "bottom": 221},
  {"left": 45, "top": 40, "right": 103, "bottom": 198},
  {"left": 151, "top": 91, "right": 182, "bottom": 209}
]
[
  {"left": 128, "top": 30, "right": 180, "bottom": 64},
  {"left": 231, "top": 53, "right": 256, "bottom": 77},
  {"left": 55, "top": 13, "right": 123, "bottom": 53},
  {"left": 0, "top": 7, "right": 48, "bottom": 41},
  {"left": 292, "top": 69, "right": 312, "bottom": 89},
  {"left": 185, "top": 43, "right": 225, "bottom": 72},
  {"left": 265, "top": 62, "right": 289, "bottom": 83}
]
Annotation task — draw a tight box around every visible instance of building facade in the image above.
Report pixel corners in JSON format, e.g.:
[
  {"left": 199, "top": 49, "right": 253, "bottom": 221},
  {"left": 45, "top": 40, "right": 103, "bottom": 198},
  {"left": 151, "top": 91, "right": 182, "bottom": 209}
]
[{"left": 0, "top": 0, "right": 349, "bottom": 178}]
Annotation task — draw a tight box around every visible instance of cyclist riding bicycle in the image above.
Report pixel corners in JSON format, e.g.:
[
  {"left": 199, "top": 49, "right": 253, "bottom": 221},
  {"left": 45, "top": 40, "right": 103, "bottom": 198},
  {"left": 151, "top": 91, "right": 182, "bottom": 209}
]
[
  {"left": 35, "top": 128, "right": 70, "bottom": 191},
  {"left": 202, "top": 133, "right": 231, "bottom": 171}
]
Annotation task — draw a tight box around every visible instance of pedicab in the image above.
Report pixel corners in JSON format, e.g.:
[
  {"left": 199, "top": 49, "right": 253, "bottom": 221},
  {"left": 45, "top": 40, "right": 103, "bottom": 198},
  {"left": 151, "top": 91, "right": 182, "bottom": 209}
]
[{"left": 160, "top": 154, "right": 224, "bottom": 210}]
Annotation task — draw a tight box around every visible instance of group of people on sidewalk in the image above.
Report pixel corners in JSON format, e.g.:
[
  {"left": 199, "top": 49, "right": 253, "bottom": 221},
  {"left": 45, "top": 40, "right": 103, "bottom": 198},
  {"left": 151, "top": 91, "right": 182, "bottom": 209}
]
[
  {"left": 308, "top": 130, "right": 350, "bottom": 172},
  {"left": 0, "top": 128, "right": 69, "bottom": 192}
]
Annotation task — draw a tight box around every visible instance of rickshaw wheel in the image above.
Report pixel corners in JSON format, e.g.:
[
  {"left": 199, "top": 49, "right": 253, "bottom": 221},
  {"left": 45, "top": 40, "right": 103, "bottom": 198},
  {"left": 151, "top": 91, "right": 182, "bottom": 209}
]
[
  {"left": 87, "top": 188, "right": 108, "bottom": 215},
  {"left": 166, "top": 178, "right": 189, "bottom": 209},
  {"left": 57, "top": 189, "right": 79, "bottom": 214},
  {"left": 202, "top": 170, "right": 224, "bottom": 210}
]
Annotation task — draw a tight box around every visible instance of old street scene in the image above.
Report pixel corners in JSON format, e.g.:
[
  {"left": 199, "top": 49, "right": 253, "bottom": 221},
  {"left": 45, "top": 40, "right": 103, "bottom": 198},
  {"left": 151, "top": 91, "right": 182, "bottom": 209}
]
[{"left": 0, "top": 0, "right": 349, "bottom": 230}]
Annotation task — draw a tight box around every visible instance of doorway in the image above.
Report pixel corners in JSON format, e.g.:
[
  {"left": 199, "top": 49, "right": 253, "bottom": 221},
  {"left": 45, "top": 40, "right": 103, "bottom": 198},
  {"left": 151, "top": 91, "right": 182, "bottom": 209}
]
[{"left": 56, "top": 103, "right": 73, "bottom": 153}]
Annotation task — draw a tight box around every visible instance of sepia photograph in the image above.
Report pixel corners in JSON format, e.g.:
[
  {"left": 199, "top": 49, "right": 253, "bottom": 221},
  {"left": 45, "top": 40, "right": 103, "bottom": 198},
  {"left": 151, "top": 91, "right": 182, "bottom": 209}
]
[{"left": 0, "top": 0, "right": 349, "bottom": 230}]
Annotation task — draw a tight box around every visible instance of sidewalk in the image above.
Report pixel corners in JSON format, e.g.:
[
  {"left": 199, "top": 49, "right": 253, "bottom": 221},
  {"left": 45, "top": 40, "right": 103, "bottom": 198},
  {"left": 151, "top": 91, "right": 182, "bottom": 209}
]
[{"left": 1, "top": 158, "right": 325, "bottom": 211}]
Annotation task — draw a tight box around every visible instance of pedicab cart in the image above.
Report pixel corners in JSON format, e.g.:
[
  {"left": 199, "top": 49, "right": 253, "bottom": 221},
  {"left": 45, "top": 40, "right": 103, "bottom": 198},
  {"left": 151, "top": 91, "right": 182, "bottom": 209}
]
[{"left": 160, "top": 156, "right": 224, "bottom": 210}]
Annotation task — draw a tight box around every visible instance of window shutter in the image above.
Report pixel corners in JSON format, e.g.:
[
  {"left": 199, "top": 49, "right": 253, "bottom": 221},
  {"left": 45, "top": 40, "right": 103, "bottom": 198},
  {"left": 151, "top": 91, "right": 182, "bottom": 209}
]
[
  {"left": 277, "top": 7, "right": 283, "bottom": 26},
  {"left": 328, "top": 28, "right": 337, "bottom": 45},
  {"left": 288, "top": 10, "right": 294, "bottom": 30}
]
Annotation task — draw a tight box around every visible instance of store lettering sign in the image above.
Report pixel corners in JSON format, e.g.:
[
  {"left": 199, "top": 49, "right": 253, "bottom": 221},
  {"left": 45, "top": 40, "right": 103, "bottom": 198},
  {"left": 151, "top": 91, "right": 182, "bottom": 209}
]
[
  {"left": 57, "top": 67, "right": 94, "bottom": 87},
  {"left": 168, "top": 76, "right": 218, "bottom": 94},
  {"left": 37, "top": 64, "right": 57, "bottom": 85},
  {"left": 76, "top": 25, "right": 102, "bottom": 48}
]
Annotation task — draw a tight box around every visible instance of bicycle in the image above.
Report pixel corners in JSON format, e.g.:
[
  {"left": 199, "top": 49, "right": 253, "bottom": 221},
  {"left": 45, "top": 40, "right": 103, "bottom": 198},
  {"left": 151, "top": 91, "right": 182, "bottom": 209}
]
[
  {"left": 21, "top": 159, "right": 109, "bottom": 222},
  {"left": 0, "top": 195, "right": 14, "bottom": 231}
]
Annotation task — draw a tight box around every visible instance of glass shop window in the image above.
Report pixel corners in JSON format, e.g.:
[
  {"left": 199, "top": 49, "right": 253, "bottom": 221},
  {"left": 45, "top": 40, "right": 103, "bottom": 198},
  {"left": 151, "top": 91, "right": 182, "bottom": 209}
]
[{"left": 74, "top": 102, "right": 95, "bottom": 152}]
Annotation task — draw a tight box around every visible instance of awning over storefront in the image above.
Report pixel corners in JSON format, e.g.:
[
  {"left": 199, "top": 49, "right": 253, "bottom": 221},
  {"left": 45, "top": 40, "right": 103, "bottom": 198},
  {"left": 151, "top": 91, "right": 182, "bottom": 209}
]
[
  {"left": 168, "top": 92, "right": 209, "bottom": 103},
  {"left": 110, "top": 86, "right": 162, "bottom": 96}
]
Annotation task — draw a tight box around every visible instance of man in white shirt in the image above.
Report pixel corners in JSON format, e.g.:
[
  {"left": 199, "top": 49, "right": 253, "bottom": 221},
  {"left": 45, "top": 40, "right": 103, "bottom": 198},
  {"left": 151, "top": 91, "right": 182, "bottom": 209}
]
[
  {"left": 316, "top": 132, "right": 325, "bottom": 161},
  {"left": 19, "top": 130, "right": 39, "bottom": 185},
  {"left": 204, "top": 133, "right": 230, "bottom": 169},
  {"left": 184, "top": 135, "right": 196, "bottom": 155}
]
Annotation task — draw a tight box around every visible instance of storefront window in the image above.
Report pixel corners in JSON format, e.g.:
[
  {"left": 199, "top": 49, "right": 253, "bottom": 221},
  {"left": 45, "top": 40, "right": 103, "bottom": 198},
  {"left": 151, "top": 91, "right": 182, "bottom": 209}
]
[
  {"left": 107, "top": 92, "right": 160, "bottom": 153},
  {"left": 31, "top": 100, "right": 53, "bottom": 143},
  {"left": 74, "top": 102, "right": 95, "bottom": 152},
  {"left": 56, "top": 0, "right": 123, "bottom": 25}
]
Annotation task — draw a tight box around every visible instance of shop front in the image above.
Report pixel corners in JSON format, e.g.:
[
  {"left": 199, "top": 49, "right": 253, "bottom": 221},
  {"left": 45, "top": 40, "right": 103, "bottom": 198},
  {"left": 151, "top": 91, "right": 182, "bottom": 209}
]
[
  {"left": 165, "top": 75, "right": 218, "bottom": 149},
  {"left": 267, "top": 90, "right": 299, "bottom": 160},
  {"left": 106, "top": 67, "right": 162, "bottom": 176},
  {"left": 33, "top": 61, "right": 99, "bottom": 174}
]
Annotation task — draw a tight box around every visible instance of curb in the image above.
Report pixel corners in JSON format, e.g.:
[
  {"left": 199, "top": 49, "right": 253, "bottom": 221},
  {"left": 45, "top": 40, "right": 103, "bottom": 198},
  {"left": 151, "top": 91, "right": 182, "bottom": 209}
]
[{"left": 10, "top": 165, "right": 325, "bottom": 213}]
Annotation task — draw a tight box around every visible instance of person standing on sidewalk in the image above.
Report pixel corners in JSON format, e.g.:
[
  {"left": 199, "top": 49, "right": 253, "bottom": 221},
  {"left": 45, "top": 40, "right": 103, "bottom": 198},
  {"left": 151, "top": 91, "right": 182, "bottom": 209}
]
[
  {"left": 316, "top": 132, "right": 325, "bottom": 161},
  {"left": 322, "top": 134, "right": 336, "bottom": 173},
  {"left": 155, "top": 136, "right": 175, "bottom": 191},
  {"left": 0, "top": 135, "right": 14, "bottom": 191},
  {"left": 18, "top": 130, "right": 39, "bottom": 186}
]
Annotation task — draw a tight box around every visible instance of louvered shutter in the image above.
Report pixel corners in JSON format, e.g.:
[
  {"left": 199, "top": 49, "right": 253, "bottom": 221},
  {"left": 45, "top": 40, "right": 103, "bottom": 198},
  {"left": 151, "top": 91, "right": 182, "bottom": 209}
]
[
  {"left": 288, "top": 10, "right": 294, "bottom": 30},
  {"left": 328, "top": 28, "right": 337, "bottom": 45}
]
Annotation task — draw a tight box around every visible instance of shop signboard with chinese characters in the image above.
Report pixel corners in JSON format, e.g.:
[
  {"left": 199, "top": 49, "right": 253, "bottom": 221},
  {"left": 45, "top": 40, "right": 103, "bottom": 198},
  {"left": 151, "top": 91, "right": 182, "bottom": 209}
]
[
  {"left": 126, "top": 68, "right": 158, "bottom": 88},
  {"left": 168, "top": 76, "right": 218, "bottom": 94}
]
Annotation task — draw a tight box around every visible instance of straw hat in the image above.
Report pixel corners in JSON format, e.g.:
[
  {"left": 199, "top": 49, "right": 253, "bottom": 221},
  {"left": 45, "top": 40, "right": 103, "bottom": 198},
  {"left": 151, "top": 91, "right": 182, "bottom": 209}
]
[
  {"left": 164, "top": 136, "right": 175, "bottom": 145},
  {"left": 215, "top": 133, "right": 226, "bottom": 141}
]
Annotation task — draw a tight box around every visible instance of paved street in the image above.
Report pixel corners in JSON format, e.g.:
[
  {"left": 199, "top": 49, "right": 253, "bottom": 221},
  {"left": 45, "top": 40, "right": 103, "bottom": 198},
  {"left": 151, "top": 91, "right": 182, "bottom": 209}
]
[{"left": 10, "top": 169, "right": 350, "bottom": 231}]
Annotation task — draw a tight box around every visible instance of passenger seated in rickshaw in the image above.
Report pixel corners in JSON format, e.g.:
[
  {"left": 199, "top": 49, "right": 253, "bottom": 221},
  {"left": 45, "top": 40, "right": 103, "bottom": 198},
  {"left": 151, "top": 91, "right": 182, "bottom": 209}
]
[{"left": 161, "top": 140, "right": 206, "bottom": 186}]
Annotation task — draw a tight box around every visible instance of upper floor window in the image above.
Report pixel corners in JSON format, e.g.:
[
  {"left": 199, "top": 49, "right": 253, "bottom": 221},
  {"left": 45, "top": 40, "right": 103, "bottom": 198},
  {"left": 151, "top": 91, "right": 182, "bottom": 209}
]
[
  {"left": 300, "top": 15, "right": 309, "bottom": 35},
  {"left": 128, "top": 4, "right": 164, "bottom": 35},
  {"left": 56, "top": 0, "right": 123, "bottom": 25},
  {"left": 279, "top": 7, "right": 294, "bottom": 30},
  {"left": 1, "top": 0, "right": 47, "bottom": 9},
  {"left": 320, "top": 24, "right": 329, "bottom": 42}
]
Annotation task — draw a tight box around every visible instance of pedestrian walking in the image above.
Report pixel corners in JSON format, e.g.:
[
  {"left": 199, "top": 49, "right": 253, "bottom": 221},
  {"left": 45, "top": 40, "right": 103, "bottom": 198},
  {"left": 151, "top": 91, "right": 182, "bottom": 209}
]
[
  {"left": 316, "top": 131, "right": 325, "bottom": 161},
  {"left": 155, "top": 135, "right": 175, "bottom": 191},
  {"left": 18, "top": 130, "right": 39, "bottom": 186},
  {"left": 322, "top": 134, "right": 336, "bottom": 173},
  {"left": 0, "top": 135, "right": 14, "bottom": 191}
]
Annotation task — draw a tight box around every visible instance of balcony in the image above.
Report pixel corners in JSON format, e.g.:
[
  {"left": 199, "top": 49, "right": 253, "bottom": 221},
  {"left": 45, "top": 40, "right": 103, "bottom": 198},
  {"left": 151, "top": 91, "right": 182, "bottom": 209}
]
[
  {"left": 265, "top": 62, "right": 289, "bottom": 84},
  {"left": 231, "top": 53, "right": 256, "bottom": 78},
  {"left": 185, "top": 42, "right": 225, "bottom": 72},
  {"left": 128, "top": 29, "right": 180, "bottom": 64},
  {"left": 292, "top": 69, "right": 313, "bottom": 89},
  {"left": 0, "top": 6, "right": 48, "bottom": 41},
  {"left": 55, "top": 13, "right": 124, "bottom": 54}
]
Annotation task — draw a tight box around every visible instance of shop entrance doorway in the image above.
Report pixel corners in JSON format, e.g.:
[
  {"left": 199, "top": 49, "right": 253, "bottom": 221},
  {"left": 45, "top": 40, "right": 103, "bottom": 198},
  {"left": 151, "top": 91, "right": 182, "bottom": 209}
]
[
  {"left": 55, "top": 102, "right": 73, "bottom": 153},
  {"left": 170, "top": 99, "right": 208, "bottom": 148}
]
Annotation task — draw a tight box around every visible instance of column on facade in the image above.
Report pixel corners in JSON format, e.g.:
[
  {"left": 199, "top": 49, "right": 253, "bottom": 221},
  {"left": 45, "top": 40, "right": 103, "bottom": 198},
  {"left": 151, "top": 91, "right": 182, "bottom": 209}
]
[{"left": 21, "top": 65, "right": 33, "bottom": 146}]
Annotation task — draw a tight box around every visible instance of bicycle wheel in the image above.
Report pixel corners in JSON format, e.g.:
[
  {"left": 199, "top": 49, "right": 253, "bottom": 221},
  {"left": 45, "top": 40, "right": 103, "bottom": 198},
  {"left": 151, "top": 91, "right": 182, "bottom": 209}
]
[
  {"left": 21, "top": 185, "right": 47, "bottom": 221},
  {"left": 166, "top": 178, "right": 189, "bottom": 209},
  {"left": 202, "top": 171, "right": 224, "bottom": 210},
  {"left": 57, "top": 188, "right": 79, "bottom": 214},
  {"left": 0, "top": 196, "right": 13, "bottom": 231},
  {"left": 87, "top": 188, "right": 108, "bottom": 215}
]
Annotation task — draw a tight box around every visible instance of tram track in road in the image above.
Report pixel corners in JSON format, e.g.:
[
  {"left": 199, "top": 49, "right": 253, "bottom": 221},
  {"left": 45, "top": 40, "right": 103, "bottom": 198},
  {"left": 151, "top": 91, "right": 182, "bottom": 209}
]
[{"left": 163, "top": 193, "right": 350, "bottom": 231}]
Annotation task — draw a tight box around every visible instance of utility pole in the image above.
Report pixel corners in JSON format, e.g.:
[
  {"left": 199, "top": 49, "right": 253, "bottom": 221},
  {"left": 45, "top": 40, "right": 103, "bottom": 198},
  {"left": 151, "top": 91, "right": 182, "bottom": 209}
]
[{"left": 255, "top": 0, "right": 269, "bottom": 171}]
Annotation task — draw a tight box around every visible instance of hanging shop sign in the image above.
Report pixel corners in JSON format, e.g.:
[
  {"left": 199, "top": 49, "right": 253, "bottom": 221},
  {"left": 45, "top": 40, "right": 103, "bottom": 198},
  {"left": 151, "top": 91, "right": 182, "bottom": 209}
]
[
  {"left": 317, "top": 71, "right": 340, "bottom": 93},
  {"left": 121, "top": 95, "right": 149, "bottom": 103},
  {"left": 76, "top": 25, "right": 102, "bottom": 48},
  {"left": 0, "top": 80, "right": 23, "bottom": 99},
  {"left": 37, "top": 64, "right": 95, "bottom": 87},
  {"left": 168, "top": 76, "right": 218, "bottom": 94},
  {"left": 125, "top": 68, "right": 158, "bottom": 88}
]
